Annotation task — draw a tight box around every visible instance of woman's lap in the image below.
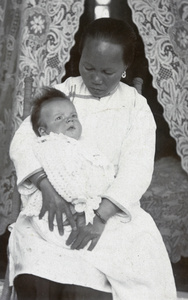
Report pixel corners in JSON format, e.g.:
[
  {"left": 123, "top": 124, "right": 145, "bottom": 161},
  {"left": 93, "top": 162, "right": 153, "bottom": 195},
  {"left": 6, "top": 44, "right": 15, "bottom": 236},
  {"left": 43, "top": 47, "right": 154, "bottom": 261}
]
[
  {"left": 79, "top": 209, "right": 176, "bottom": 299},
  {"left": 14, "top": 274, "right": 112, "bottom": 300},
  {"left": 10, "top": 209, "right": 176, "bottom": 299},
  {"left": 9, "top": 214, "right": 111, "bottom": 291}
]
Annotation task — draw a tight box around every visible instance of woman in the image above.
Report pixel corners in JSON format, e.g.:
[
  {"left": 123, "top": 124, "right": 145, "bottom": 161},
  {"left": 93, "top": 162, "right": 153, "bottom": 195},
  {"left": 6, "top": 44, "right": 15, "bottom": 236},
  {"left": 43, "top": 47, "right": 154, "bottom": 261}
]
[{"left": 9, "top": 18, "right": 176, "bottom": 300}]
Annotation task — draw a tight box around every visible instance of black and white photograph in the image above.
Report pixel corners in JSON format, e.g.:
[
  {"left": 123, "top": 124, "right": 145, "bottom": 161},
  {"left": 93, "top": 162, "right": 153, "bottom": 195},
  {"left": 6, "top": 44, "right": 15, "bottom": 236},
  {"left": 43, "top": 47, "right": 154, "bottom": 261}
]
[{"left": 0, "top": 1, "right": 188, "bottom": 299}]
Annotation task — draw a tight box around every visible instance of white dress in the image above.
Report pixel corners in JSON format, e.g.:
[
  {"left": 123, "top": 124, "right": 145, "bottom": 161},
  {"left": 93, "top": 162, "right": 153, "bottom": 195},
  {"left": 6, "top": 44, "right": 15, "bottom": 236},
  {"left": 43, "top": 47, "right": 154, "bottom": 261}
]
[{"left": 9, "top": 77, "right": 177, "bottom": 300}]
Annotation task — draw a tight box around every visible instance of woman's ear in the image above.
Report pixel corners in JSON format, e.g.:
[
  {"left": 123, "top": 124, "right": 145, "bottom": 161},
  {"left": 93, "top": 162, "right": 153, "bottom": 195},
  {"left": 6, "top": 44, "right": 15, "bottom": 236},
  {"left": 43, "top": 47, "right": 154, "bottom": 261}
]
[{"left": 38, "top": 127, "right": 47, "bottom": 136}]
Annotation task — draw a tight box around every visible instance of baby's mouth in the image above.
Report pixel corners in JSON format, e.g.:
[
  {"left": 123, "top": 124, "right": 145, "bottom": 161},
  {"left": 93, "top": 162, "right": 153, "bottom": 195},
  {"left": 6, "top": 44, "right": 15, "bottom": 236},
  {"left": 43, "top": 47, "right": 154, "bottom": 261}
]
[{"left": 67, "top": 125, "right": 75, "bottom": 131}]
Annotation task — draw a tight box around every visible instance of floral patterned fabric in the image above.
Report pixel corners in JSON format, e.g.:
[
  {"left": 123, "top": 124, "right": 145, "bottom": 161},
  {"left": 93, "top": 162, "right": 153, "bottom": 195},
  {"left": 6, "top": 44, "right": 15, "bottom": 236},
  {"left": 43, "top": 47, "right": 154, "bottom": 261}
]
[
  {"left": 128, "top": 0, "right": 188, "bottom": 174},
  {"left": 141, "top": 156, "right": 188, "bottom": 263},
  {"left": 128, "top": 0, "right": 188, "bottom": 262},
  {"left": 0, "top": 0, "right": 84, "bottom": 235}
]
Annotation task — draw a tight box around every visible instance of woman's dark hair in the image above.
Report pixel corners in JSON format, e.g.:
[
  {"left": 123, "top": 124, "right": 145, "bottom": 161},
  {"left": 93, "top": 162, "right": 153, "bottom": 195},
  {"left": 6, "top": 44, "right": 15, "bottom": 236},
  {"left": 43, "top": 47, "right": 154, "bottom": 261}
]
[
  {"left": 79, "top": 18, "right": 137, "bottom": 67},
  {"left": 31, "top": 87, "right": 70, "bottom": 136}
]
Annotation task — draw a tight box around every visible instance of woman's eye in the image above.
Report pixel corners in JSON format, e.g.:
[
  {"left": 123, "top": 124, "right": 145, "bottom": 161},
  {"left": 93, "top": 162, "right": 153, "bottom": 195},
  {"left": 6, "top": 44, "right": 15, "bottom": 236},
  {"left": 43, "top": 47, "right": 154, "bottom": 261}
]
[
  {"left": 104, "top": 71, "right": 114, "bottom": 75},
  {"left": 85, "top": 66, "right": 93, "bottom": 71}
]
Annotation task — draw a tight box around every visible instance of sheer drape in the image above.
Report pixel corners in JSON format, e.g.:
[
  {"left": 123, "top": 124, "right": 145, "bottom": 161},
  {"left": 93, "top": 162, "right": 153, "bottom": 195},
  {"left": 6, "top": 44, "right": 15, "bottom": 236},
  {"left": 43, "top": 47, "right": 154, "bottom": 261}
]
[
  {"left": 128, "top": 0, "right": 188, "bottom": 174},
  {"left": 0, "top": 0, "right": 84, "bottom": 234}
]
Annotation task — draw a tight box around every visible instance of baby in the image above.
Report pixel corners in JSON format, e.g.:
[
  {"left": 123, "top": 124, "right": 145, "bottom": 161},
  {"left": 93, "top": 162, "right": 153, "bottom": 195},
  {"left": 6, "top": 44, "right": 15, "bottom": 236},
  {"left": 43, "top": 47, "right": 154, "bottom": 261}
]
[{"left": 19, "top": 87, "right": 115, "bottom": 247}]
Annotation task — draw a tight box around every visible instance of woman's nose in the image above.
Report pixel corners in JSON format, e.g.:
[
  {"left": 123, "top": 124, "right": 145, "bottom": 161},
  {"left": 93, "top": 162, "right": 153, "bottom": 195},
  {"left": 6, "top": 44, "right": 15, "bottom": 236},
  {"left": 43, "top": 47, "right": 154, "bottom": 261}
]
[{"left": 92, "top": 72, "right": 103, "bottom": 84}]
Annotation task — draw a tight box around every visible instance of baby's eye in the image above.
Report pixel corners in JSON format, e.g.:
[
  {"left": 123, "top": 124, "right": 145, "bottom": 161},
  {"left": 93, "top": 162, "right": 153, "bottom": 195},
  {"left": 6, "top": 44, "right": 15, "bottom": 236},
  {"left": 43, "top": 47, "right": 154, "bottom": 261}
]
[
  {"left": 55, "top": 116, "right": 62, "bottom": 121},
  {"left": 72, "top": 113, "right": 78, "bottom": 118}
]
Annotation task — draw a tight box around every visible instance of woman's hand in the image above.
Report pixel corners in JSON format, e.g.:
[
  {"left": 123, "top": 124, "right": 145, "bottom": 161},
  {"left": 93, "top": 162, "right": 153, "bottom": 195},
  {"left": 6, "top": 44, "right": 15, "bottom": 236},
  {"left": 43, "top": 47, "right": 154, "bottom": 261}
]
[
  {"left": 66, "top": 198, "right": 120, "bottom": 251},
  {"left": 39, "top": 178, "right": 77, "bottom": 235},
  {"left": 66, "top": 215, "right": 105, "bottom": 251},
  {"left": 29, "top": 171, "right": 77, "bottom": 235}
]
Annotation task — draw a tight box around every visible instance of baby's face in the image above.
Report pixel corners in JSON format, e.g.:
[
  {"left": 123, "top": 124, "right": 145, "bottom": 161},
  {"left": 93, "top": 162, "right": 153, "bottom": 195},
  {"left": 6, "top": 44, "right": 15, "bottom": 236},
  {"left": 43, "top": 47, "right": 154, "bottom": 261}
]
[{"left": 39, "top": 98, "right": 82, "bottom": 140}]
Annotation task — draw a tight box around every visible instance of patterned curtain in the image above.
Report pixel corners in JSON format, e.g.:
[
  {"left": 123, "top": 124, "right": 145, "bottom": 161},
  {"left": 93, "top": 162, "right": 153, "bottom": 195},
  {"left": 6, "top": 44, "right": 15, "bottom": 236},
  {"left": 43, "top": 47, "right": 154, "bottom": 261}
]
[
  {"left": 128, "top": 0, "right": 188, "bottom": 174},
  {"left": 0, "top": 0, "right": 84, "bottom": 235}
]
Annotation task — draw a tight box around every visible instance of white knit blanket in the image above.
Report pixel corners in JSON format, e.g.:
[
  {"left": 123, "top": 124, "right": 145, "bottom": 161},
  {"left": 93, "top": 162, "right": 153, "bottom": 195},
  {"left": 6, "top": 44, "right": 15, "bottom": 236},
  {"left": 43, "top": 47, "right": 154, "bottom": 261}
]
[{"left": 20, "top": 133, "right": 115, "bottom": 224}]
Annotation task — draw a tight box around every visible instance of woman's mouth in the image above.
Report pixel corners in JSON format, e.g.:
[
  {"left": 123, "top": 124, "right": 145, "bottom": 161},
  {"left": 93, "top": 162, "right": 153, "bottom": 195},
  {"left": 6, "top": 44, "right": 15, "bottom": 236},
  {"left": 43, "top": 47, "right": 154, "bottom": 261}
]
[{"left": 89, "top": 87, "right": 106, "bottom": 97}]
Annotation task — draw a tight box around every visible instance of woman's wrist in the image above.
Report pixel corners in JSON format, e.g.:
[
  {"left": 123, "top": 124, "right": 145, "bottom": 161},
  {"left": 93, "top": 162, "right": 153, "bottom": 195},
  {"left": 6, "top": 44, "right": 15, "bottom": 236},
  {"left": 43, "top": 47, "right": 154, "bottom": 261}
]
[
  {"left": 94, "top": 198, "right": 120, "bottom": 224},
  {"left": 29, "top": 170, "right": 47, "bottom": 190},
  {"left": 94, "top": 210, "right": 107, "bottom": 224},
  {"left": 36, "top": 172, "right": 47, "bottom": 190}
]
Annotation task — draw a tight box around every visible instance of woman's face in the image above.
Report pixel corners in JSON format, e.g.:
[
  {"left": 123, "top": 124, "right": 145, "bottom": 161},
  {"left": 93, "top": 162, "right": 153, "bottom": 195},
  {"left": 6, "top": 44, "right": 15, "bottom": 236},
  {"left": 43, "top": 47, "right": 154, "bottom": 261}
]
[{"left": 79, "top": 37, "right": 126, "bottom": 98}]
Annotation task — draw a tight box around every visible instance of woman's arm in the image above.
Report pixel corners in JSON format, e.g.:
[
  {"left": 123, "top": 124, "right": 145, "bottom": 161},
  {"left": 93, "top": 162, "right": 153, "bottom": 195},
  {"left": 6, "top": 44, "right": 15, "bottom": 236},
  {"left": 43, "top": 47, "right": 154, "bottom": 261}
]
[
  {"left": 9, "top": 116, "right": 43, "bottom": 185},
  {"left": 102, "top": 94, "right": 156, "bottom": 219}
]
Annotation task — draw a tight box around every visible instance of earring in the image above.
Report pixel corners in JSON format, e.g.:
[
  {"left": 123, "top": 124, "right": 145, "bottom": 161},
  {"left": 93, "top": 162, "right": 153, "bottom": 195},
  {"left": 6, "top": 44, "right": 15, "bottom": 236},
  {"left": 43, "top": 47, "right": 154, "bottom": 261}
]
[
  {"left": 122, "top": 71, "right": 126, "bottom": 78},
  {"left": 38, "top": 128, "right": 46, "bottom": 136}
]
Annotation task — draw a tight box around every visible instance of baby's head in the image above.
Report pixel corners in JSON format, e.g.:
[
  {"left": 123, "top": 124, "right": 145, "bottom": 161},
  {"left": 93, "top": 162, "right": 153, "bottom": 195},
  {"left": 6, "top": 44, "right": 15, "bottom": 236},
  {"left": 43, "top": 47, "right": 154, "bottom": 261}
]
[{"left": 31, "top": 87, "right": 82, "bottom": 140}]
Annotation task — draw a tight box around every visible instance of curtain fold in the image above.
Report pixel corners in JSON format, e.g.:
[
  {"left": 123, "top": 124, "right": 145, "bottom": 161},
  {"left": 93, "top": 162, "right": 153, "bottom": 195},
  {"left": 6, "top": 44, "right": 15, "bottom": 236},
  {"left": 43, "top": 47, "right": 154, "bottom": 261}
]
[
  {"left": 127, "top": 0, "right": 188, "bottom": 174},
  {"left": 0, "top": 0, "right": 84, "bottom": 235}
]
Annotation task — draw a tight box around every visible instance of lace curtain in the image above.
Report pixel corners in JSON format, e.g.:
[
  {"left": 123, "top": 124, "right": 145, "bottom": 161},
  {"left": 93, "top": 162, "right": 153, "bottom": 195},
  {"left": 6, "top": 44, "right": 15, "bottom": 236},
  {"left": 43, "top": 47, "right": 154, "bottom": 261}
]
[
  {"left": 128, "top": 0, "right": 188, "bottom": 174},
  {"left": 0, "top": 0, "right": 84, "bottom": 234}
]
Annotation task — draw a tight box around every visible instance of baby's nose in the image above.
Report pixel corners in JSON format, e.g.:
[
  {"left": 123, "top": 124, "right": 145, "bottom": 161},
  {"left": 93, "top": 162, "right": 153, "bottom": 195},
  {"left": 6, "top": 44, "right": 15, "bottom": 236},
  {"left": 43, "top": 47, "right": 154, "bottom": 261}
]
[{"left": 66, "top": 117, "right": 73, "bottom": 123}]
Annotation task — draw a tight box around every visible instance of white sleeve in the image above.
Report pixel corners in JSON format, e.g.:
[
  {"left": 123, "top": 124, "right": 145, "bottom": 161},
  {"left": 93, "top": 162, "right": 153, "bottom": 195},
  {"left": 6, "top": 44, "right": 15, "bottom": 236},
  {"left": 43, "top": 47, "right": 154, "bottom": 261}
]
[
  {"left": 9, "top": 79, "right": 71, "bottom": 186},
  {"left": 102, "top": 96, "right": 156, "bottom": 219},
  {"left": 9, "top": 116, "right": 43, "bottom": 186}
]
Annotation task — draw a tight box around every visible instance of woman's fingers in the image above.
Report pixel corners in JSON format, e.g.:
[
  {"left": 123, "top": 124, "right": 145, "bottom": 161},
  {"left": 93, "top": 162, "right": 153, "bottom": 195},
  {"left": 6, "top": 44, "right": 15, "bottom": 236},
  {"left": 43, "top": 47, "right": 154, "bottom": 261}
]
[
  {"left": 73, "top": 235, "right": 92, "bottom": 250},
  {"left": 88, "top": 237, "right": 98, "bottom": 251},
  {"left": 39, "top": 180, "right": 76, "bottom": 234},
  {"left": 56, "top": 210, "right": 64, "bottom": 235},
  {"left": 63, "top": 205, "right": 77, "bottom": 231},
  {"left": 39, "top": 203, "right": 47, "bottom": 220},
  {"left": 48, "top": 208, "right": 55, "bottom": 232},
  {"left": 70, "top": 232, "right": 88, "bottom": 250},
  {"left": 66, "top": 229, "right": 78, "bottom": 246},
  {"left": 67, "top": 219, "right": 105, "bottom": 250},
  {"left": 63, "top": 213, "right": 77, "bottom": 226},
  {"left": 76, "top": 214, "right": 86, "bottom": 227}
]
